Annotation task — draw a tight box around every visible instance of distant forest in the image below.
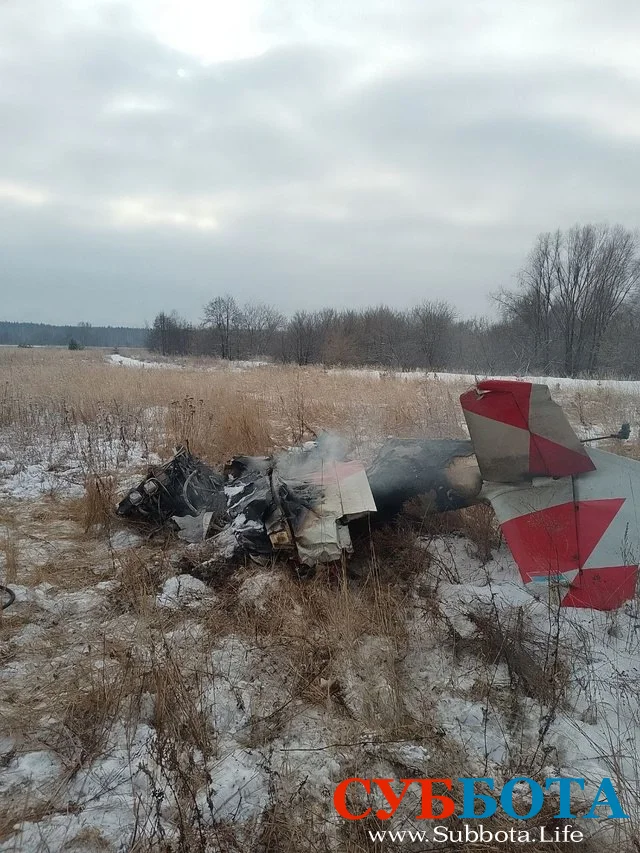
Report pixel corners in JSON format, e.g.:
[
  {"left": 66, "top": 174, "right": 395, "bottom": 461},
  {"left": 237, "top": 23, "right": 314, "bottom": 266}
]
[
  {"left": 147, "top": 225, "right": 640, "bottom": 378},
  {"left": 0, "top": 321, "right": 147, "bottom": 348}
]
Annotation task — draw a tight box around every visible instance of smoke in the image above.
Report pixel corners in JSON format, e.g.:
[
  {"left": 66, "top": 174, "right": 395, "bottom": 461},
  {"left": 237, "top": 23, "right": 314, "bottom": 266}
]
[{"left": 273, "top": 431, "right": 350, "bottom": 481}]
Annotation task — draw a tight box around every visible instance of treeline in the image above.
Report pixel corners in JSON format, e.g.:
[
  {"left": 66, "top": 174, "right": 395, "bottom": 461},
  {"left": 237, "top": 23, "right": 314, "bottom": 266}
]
[
  {"left": 148, "top": 224, "right": 640, "bottom": 378},
  {"left": 0, "top": 321, "right": 147, "bottom": 348}
]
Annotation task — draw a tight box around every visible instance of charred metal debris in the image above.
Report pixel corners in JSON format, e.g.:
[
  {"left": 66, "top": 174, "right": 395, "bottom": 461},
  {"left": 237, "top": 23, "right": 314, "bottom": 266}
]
[{"left": 116, "top": 436, "right": 481, "bottom": 571}]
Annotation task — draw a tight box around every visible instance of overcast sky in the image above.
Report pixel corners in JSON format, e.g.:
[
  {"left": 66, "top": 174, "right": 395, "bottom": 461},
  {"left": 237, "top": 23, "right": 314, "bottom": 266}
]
[{"left": 1, "top": 0, "right": 639, "bottom": 326}]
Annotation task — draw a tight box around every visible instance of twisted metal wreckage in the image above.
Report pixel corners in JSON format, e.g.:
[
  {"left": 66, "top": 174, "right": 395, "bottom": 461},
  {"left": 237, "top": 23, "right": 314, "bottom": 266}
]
[{"left": 117, "top": 380, "right": 639, "bottom": 612}]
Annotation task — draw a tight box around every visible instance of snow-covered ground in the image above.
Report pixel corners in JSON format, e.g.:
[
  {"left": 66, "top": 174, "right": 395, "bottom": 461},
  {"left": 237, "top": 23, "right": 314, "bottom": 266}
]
[
  {"left": 331, "top": 366, "right": 640, "bottom": 395},
  {"left": 0, "top": 431, "right": 161, "bottom": 500},
  {"left": 2, "top": 521, "right": 638, "bottom": 850},
  {"left": 1, "top": 363, "right": 639, "bottom": 851},
  {"left": 109, "top": 353, "right": 179, "bottom": 369},
  {"left": 107, "top": 352, "right": 640, "bottom": 396},
  {"left": 108, "top": 353, "right": 270, "bottom": 371}
]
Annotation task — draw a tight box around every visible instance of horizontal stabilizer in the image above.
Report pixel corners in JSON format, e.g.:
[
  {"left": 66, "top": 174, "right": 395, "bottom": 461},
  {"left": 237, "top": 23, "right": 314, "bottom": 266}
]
[{"left": 484, "top": 447, "right": 640, "bottom": 610}]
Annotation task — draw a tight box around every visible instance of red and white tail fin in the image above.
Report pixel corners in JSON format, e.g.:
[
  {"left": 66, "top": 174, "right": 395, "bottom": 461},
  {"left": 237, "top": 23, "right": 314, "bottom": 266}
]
[{"left": 460, "top": 380, "right": 595, "bottom": 482}]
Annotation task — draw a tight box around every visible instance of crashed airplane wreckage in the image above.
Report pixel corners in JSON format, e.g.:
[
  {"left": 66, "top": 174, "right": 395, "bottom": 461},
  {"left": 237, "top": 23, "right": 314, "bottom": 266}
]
[
  {"left": 117, "top": 380, "right": 639, "bottom": 611},
  {"left": 117, "top": 435, "right": 477, "bottom": 567}
]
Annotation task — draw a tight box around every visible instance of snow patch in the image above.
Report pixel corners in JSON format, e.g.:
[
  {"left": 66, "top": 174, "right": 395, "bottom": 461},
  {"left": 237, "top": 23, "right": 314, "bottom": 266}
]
[
  {"left": 0, "top": 750, "right": 62, "bottom": 796},
  {"left": 108, "top": 528, "right": 145, "bottom": 550},
  {"left": 155, "top": 574, "right": 214, "bottom": 609},
  {"left": 237, "top": 571, "right": 281, "bottom": 608},
  {"left": 109, "top": 353, "right": 180, "bottom": 369},
  {"left": 0, "top": 462, "right": 85, "bottom": 499},
  {"left": 199, "top": 749, "right": 269, "bottom": 824}
]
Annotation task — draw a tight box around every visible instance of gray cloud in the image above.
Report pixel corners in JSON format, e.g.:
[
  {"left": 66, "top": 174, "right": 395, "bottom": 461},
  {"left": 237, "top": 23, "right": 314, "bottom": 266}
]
[{"left": 1, "top": 0, "right": 639, "bottom": 325}]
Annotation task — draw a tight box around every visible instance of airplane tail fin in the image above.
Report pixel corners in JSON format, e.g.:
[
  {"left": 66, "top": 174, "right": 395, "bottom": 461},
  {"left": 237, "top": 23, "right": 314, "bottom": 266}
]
[{"left": 460, "top": 380, "right": 595, "bottom": 482}]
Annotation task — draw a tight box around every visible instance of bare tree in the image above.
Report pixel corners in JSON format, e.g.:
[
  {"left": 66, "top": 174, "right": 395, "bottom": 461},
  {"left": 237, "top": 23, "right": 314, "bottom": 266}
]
[
  {"left": 497, "top": 225, "right": 640, "bottom": 376},
  {"left": 242, "top": 302, "right": 284, "bottom": 357},
  {"left": 412, "top": 300, "right": 457, "bottom": 370},
  {"left": 287, "top": 310, "right": 318, "bottom": 365},
  {"left": 496, "top": 231, "right": 559, "bottom": 373},
  {"left": 322, "top": 309, "right": 362, "bottom": 365},
  {"left": 359, "top": 306, "right": 412, "bottom": 367},
  {"left": 582, "top": 226, "right": 640, "bottom": 373},
  {"left": 147, "top": 311, "right": 193, "bottom": 355},
  {"left": 202, "top": 295, "right": 240, "bottom": 360}
]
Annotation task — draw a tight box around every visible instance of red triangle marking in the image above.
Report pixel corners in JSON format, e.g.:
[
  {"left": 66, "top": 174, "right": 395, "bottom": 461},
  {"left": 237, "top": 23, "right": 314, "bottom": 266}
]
[
  {"left": 501, "top": 498, "right": 625, "bottom": 587},
  {"left": 562, "top": 565, "right": 638, "bottom": 610},
  {"left": 501, "top": 502, "right": 580, "bottom": 583},
  {"left": 460, "top": 383, "right": 532, "bottom": 430},
  {"left": 576, "top": 497, "right": 625, "bottom": 564},
  {"left": 477, "top": 380, "right": 533, "bottom": 417},
  {"left": 528, "top": 433, "right": 596, "bottom": 477}
]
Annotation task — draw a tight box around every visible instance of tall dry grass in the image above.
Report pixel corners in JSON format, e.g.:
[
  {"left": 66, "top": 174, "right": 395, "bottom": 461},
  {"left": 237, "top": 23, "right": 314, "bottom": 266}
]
[{"left": 0, "top": 348, "right": 469, "bottom": 469}]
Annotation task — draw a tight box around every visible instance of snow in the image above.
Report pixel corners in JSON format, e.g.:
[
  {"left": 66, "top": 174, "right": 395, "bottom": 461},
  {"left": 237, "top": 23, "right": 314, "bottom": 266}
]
[
  {"left": 0, "top": 750, "right": 62, "bottom": 796},
  {"left": 1, "top": 724, "right": 157, "bottom": 853},
  {"left": 155, "top": 573, "right": 215, "bottom": 609},
  {"left": 199, "top": 749, "right": 269, "bottom": 824},
  {"left": 33, "top": 587, "right": 107, "bottom": 617},
  {"left": 438, "top": 697, "right": 509, "bottom": 765},
  {"left": 3, "top": 546, "right": 639, "bottom": 848},
  {"left": 108, "top": 528, "right": 145, "bottom": 550},
  {"left": 0, "top": 461, "right": 85, "bottom": 499},
  {"left": 105, "top": 353, "right": 640, "bottom": 397},
  {"left": 109, "top": 353, "right": 179, "bottom": 369},
  {"left": 432, "top": 370, "right": 640, "bottom": 395},
  {"left": 107, "top": 354, "right": 270, "bottom": 372},
  {"left": 237, "top": 571, "right": 281, "bottom": 608},
  {"left": 327, "top": 366, "right": 640, "bottom": 396},
  {"left": 0, "top": 429, "right": 161, "bottom": 501},
  {"left": 228, "top": 359, "right": 270, "bottom": 370},
  {"left": 103, "top": 351, "right": 640, "bottom": 398}
]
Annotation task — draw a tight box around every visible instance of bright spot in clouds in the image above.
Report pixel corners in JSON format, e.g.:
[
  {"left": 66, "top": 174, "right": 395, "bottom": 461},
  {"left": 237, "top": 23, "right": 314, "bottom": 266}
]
[
  {"left": 109, "top": 197, "right": 220, "bottom": 232},
  {"left": 0, "top": 181, "right": 50, "bottom": 207},
  {"left": 131, "top": 0, "right": 270, "bottom": 63}
]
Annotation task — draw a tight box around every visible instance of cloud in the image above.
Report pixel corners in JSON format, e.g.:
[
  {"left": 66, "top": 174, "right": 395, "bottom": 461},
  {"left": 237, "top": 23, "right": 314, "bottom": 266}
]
[
  {"left": 1, "top": 0, "right": 639, "bottom": 324},
  {"left": 0, "top": 181, "right": 51, "bottom": 207}
]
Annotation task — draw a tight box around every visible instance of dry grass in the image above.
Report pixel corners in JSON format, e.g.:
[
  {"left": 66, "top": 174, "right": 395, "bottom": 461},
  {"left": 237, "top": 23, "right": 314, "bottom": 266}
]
[
  {"left": 405, "top": 501, "right": 502, "bottom": 566},
  {"left": 81, "top": 474, "right": 117, "bottom": 533},
  {"left": 463, "top": 608, "right": 569, "bottom": 709},
  {"left": 0, "top": 348, "right": 469, "bottom": 468},
  {"left": 56, "top": 651, "right": 142, "bottom": 769},
  {"left": 2, "top": 348, "right": 640, "bottom": 852},
  {"left": 2, "top": 528, "right": 19, "bottom": 583},
  {"left": 112, "top": 548, "right": 166, "bottom": 615},
  {"left": 456, "top": 504, "right": 503, "bottom": 563},
  {"left": 204, "top": 563, "right": 411, "bottom": 736}
]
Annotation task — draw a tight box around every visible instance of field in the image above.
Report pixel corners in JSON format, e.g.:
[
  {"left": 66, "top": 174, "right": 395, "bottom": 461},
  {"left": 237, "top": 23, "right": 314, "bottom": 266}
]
[{"left": 1, "top": 347, "right": 640, "bottom": 852}]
